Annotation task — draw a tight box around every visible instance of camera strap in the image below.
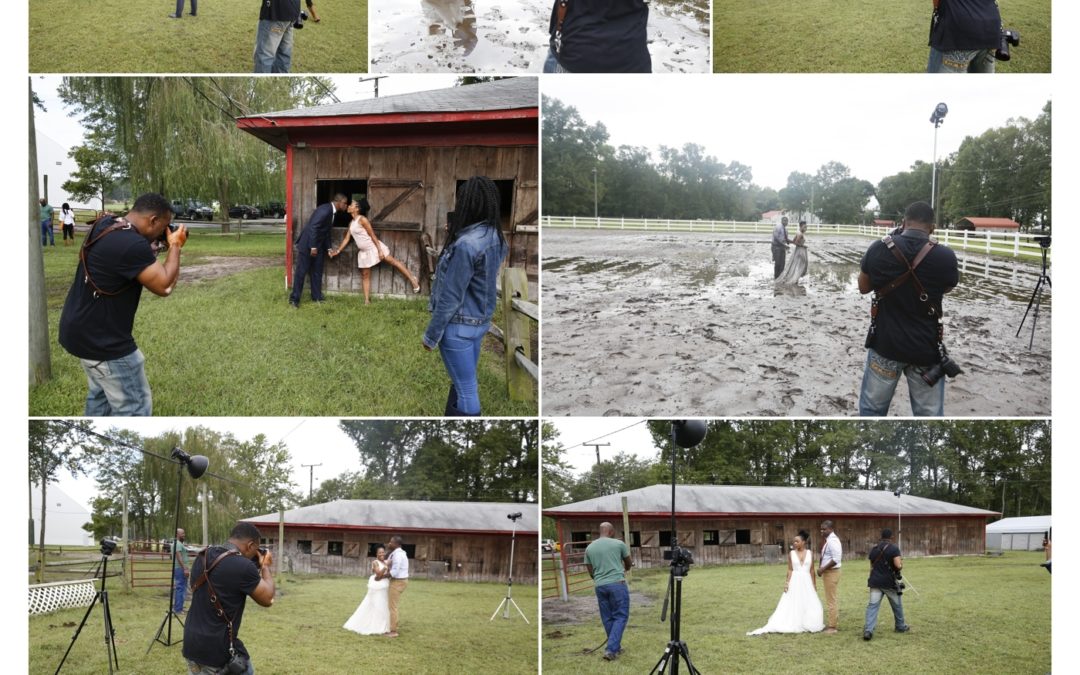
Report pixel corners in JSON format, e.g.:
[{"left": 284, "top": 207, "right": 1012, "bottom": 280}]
[
  {"left": 867, "top": 235, "right": 942, "bottom": 345},
  {"left": 80, "top": 217, "right": 137, "bottom": 299},
  {"left": 192, "top": 548, "right": 242, "bottom": 658},
  {"left": 554, "top": 0, "right": 568, "bottom": 54}
]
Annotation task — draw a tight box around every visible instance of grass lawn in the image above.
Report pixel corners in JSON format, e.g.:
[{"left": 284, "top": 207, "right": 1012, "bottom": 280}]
[
  {"left": 542, "top": 552, "right": 1050, "bottom": 673},
  {"left": 29, "top": 232, "right": 536, "bottom": 417},
  {"left": 29, "top": 0, "right": 367, "bottom": 73},
  {"left": 713, "top": 0, "right": 1050, "bottom": 73},
  {"left": 29, "top": 575, "right": 537, "bottom": 674}
]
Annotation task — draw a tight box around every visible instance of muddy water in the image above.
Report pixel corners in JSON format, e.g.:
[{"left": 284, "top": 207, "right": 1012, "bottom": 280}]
[
  {"left": 369, "top": 0, "right": 710, "bottom": 73},
  {"left": 542, "top": 229, "right": 1051, "bottom": 417}
]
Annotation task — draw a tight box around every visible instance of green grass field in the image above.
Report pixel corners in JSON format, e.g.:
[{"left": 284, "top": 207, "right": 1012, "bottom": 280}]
[
  {"left": 713, "top": 0, "right": 1050, "bottom": 73},
  {"left": 29, "top": 575, "right": 537, "bottom": 674},
  {"left": 29, "top": 0, "right": 367, "bottom": 73},
  {"left": 542, "top": 552, "right": 1050, "bottom": 674},
  {"left": 28, "top": 232, "right": 536, "bottom": 417}
]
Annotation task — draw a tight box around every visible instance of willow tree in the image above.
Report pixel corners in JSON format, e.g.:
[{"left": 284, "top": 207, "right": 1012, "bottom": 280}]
[{"left": 57, "top": 77, "right": 335, "bottom": 229}]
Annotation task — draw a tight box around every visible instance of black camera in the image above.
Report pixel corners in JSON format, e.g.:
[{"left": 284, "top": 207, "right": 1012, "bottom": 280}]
[
  {"left": 1030, "top": 228, "right": 1050, "bottom": 249},
  {"left": 294, "top": 10, "right": 308, "bottom": 28},
  {"left": 100, "top": 538, "right": 118, "bottom": 557},
  {"left": 920, "top": 354, "right": 963, "bottom": 387},
  {"left": 895, "top": 573, "right": 906, "bottom": 595},
  {"left": 995, "top": 28, "right": 1020, "bottom": 61},
  {"left": 664, "top": 546, "right": 694, "bottom": 577},
  {"left": 507, "top": 512, "right": 522, "bottom": 521},
  {"left": 225, "top": 652, "right": 249, "bottom": 674}
]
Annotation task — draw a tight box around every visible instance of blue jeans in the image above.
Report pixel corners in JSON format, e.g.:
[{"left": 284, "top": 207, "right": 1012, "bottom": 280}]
[
  {"left": 186, "top": 658, "right": 255, "bottom": 675},
  {"left": 41, "top": 218, "right": 54, "bottom": 245},
  {"left": 863, "top": 587, "right": 907, "bottom": 634},
  {"left": 927, "top": 48, "right": 995, "bottom": 73},
  {"left": 858, "top": 348, "right": 944, "bottom": 417},
  {"left": 595, "top": 581, "right": 630, "bottom": 654},
  {"left": 79, "top": 349, "right": 152, "bottom": 416},
  {"left": 174, "top": 0, "right": 197, "bottom": 15},
  {"left": 254, "top": 20, "right": 294, "bottom": 73},
  {"left": 542, "top": 48, "right": 571, "bottom": 73},
  {"left": 439, "top": 322, "right": 488, "bottom": 415},
  {"left": 173, "top": 566, "right": 187, "bottom": 613}
]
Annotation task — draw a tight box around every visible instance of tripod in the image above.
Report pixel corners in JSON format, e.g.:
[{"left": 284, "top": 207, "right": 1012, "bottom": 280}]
[
  {"left": 1016, "top": 239, "right": 1050, "bottom": 349},
  {"left": 490, "top": 516, "right": 529, "bottom": 623},
  {"left": 649, "top": 571, "right": 700, "bottom": 675},
  {"left": 54, "top": 554, "right": 119, "bottom": 675},
  {"left": 148, "top": 459, "right": 189, "bottom": 652}
]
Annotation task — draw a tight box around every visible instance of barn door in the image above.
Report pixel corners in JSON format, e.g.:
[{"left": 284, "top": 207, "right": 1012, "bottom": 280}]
[
  {"left": 366, "top": 178, "right": 426, "bottom": 294},
  {"left": 509, "top": 179, "right": 537, "bottom": 276}
]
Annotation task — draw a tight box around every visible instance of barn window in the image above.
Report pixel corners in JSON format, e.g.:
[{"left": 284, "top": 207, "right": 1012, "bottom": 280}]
[
  {"left": 402, "top": 544, "right": 417, "bottom": 559},
  {"left": 367, "top": 543, "right": 386, "bottom": 557},
  {"left": 703, "top": 530, "right": 720, "bottom": 546},
  {"left": 456, "top": 179, "right": 514, "bottom": 230},
  {"left": 328, "top": 541, "right": 344, "bottom": 556},
  {"left": 659, "top": 531, "right": 672, "bottom": 547},
  {"left": 735, "top": 529, "right": 751, "bottom": 544},
  {"left": 571, "top": 531, "right": 591, "bottom": 543},
  {"left": 316, "top": 179, "right": 368, "bottom": 228},
  {"left": 630, "top": 531, "right": 641, "bottom": 547},
  {"left": 297, "top": 540, "right": 312, "bottom": 554}
]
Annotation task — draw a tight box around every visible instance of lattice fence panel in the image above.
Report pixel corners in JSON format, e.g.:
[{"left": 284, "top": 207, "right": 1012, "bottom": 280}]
[{"left": 28, "top": 580, "right": 96, "bottom": 616}]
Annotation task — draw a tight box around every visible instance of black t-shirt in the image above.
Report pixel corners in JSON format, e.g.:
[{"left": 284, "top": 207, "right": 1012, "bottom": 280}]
[
  {"left": 58, "top": 217, "right": 157, "bottom": 361},
  {"left": 260, "top": 0, "right": 300, "bottom": 21},
  {"left": 182, "top": 546, "right": 262, "bottom": 667},
  {"left": 867, "top": 541, "right": 902, "bottom": 589},
  {"left": 929, "top": 0, "right": 1001, "bottom": 51},
  {"left": 862, "top": 230, "right": 959, "bottom": 366},
  {"left": 548, "top": 0, "right": 651, "bottom": 73}
]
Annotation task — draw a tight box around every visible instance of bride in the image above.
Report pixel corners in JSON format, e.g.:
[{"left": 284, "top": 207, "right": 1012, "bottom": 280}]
[
  {"left": 343, "top": 546, "right": 391, "bottom": 635},
  {"left": 747, "top": 530, "right": 825, "bottom": 635},
  {"left": 775, "top": 221, "right": 809, "bottom": 285}
]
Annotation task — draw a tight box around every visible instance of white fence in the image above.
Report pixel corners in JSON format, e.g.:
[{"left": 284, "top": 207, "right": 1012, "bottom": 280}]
[
  {"left": 28, "top": 579, "right": 96, "bottom": 616},
  {"left": 543, "top": 216, "right": 1050, "bottom": 261}
]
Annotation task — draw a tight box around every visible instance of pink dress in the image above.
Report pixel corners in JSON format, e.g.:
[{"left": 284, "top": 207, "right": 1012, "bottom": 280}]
[{"left": 348, "top": 217, "right": 390, "bottom": 269}]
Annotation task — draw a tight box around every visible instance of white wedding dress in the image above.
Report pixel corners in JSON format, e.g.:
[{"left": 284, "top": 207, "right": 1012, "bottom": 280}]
[
  {"left": 343, "top": 560, "right": 390, "bottom": 635},
  {"left": 775, "top": 234, "right": 809, "bottom": 285},
  {"left": 747, "top": 550, "right": 825, "bottom": 635}
]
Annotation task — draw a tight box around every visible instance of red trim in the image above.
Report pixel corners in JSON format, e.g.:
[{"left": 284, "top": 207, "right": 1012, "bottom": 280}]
[
  {"left": 543, "top": 511, "right": 998, "bottom": 520},
  {"left": 241, "top": 521, "right": 538, "bottom": 537},
  {"left": 237, "top": 108, "right": 537, "bottom": 131},
  {"left": 284, "top": 143, "right": 294, "bottom": 286}
]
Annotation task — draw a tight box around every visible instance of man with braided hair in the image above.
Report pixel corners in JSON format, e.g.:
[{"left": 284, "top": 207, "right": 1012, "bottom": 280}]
[{"left": 423, "top": 176, "right": 509, "bottom": 415}]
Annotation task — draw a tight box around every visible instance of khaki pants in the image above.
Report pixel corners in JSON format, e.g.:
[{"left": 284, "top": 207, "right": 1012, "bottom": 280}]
[
  {"left": 822, "top": 568, "right": 841, "bottom": 629},
  {"left": 389, "top": 578, "right": 408, "bottom": 632}
]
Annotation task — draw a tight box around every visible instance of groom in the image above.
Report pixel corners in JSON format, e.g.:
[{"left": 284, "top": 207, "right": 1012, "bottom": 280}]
[
  {"left": 771, "top": 216, "right": 793, "bottom": 279},
  {"left": 385, "top": 535, "right": 409, "bottom": 637},
  {"left": 817, "top": 520, "right": 842, "bottom": 634}
]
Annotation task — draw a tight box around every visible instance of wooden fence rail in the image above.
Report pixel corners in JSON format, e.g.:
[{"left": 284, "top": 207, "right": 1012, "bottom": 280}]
[{"left": 492, "top": 267, "right": 538, "bottom": 401}]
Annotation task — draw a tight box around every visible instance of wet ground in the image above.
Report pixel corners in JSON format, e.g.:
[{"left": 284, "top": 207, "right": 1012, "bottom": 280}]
[
  {"left": 182, "top": 256, "right": 278, "bottom": 283},
  {"left": 541, "top": 230, "right": 1052, "bottom": 417},
  {"left": 369, "top": 0, "right": 709, "bottom": 73}
]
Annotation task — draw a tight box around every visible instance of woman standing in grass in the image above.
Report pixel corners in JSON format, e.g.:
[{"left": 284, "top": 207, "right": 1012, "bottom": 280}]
[
  {"left": 422, "top": 176, "right": 509, "bottom": 416},
  {"left": 343, "top": 546, "right": 391, "bottom": 635},
  {"left": 748, "top": 530, "right": 824, "bottom": 635},
  {"left": 329, "top": 198, "right": 421, "bottom": 304}
]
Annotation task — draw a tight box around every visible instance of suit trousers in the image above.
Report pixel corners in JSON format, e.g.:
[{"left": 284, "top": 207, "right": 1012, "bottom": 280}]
[
  {"left": 388, "top": 579, "right": 408, "bottom": 632},
  {"left": 822, "top": 567, "right": 841, "bottom": 628},
  {"left": 290, "top": 246, "right": 326, "bottom": 304}
]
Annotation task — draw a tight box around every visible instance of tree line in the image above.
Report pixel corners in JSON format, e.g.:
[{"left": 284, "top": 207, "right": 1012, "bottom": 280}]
[{"left": 542, "top": 96, "right": 1050, "bottom": 230}]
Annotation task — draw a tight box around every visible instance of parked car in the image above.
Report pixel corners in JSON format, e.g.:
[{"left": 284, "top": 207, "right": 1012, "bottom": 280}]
[
  {"left": 541, "top": 538, "right": 555, "bottom": 554},
  {"left": 170, "top": 199, "right": 214, "bottom": 221},
  {"left": 257, "top": 202, "right": 286, "bottom": 218},
  {"left": 228, "top": 204, "right": 262, "bottom": 219}
]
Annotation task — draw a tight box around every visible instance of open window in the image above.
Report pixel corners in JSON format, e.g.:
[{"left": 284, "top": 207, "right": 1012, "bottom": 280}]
[
  {"left": 455, "top": 179, "right": 514, "bottom": 230},
  {"left": 316, "top": 179, "right": 368, "bottom": 228}
]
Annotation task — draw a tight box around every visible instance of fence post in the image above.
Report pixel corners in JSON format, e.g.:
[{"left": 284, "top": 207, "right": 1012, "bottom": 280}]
[
  {"left": 121, "top": 488, "right": 130, "bottom": 592},
  {"left": 1014, "top": 232, "right": 1020, "bottom": 257},
  {"left": 501, "top": 267, "right": 534, "bottom": 401}
]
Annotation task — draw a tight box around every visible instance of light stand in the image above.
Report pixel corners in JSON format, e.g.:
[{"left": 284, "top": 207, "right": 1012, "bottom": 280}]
[
  {"left": 929, "top": 103, "right": 948, "bottom": 211},
  {"left": 893, "top": 490, "right": 920, "bottom": 597},
  {"left": 1016, "top": 233, "right": 1051, "bottom": 349},
  {"left": 490, "top": 512, "right": 529, "bottom": 623},
  {"left": 649, "top": 420, "right": 706, "bottom": 675},
  {"left": 55, "top": 539, "right": 120, "bottom": 675},
  {"left": 147, "top": 448, "right": 208, "bottom": 653}
]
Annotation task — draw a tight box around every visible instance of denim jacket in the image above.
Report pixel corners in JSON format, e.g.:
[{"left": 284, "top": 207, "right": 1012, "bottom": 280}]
[{"left": 423, "top": 222, "right": 509, "bottom": 348}]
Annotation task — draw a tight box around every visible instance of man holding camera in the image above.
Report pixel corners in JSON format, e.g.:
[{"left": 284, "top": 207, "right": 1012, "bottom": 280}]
[
  {"left": 255, "top": 0, "right": 319, "bottom": 73},
  {"left": 858, "top": 201, "right": 959, "bottom": 416},
  {"left": 385, "top": 535, "right": 409, "bottom": 637},
  {"left": 544, "top": 0, "right": 651, "bottom": 73},
  {"left": 584, "top": 522, "right": 632, "bottom": 661},
  {"left": 862, "top": 528, "right": 909, "bottom": 641},
  {"left": 58, "top": 193, "right": 187, "bottom": 416},
  {"left": 927, "top": 0, "right": 1003, "bottom": 73},
  {"left": 183, "top": 522, "right": 275, "bottom": 675},
  {"left": 289, "top": 193, "right": 347, "bottom": 308}
]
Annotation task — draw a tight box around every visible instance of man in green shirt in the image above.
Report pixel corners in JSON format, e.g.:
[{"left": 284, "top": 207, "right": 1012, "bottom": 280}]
[
  {"left": 39, "top": 198, "right": 54, "bottom": 246},
  {"left": 584, "top": 522, "right": 632, "bottom": 661},
  {"left": 173, "top": 528, "right": 190, "bottom": 614}
]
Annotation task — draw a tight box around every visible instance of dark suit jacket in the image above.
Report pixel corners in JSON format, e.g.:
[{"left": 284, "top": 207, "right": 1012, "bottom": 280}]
[{"left": 295, "top": 202, "right": 335, "bottom": 250}]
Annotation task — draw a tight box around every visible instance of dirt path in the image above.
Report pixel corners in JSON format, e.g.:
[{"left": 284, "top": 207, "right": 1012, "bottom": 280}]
[
  {"left": 541, "top": 229, "right": 1051, "bottom": 417},
  {"left": 181, "top": 256, "right": 279, "bottom": 283}
]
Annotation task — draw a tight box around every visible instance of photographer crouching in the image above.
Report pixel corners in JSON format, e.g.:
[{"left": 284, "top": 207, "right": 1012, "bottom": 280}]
[
  {"left": 858, "top": 201, "right": 959, "bottom": 416},
  {"left": 183, "top": 523, "right": 276, "bottom": 675},
  {"left": 862, "top": 529, "right": 910, "bottom": 641},
  {"left": 928, "top": 0, "right": 1009, "bottom": 73}
]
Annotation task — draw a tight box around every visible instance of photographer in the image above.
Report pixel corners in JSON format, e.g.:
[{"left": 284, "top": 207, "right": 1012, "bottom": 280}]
[
  {"left": 584, "top": 522, "right": 632, "bottom": 662},
  {"left": 255, "top": 0, "right": 319, "bottom": 73},
  {"left": 58, "top": 193, "right": 187, "bottom": 416},
  {"left": 183, "top": 522, "right": 275, "bottom": 675},
  {"left": 927, "top": 0, "right": 1002, "bottom": 73},
  {"left": 544, "top": 0, "right": 651, "bottom": 73},
  {"left": 862, "top": 529, "right": 910, "bottom": 640},
  {"left": 858, "top": 201, "right": 959, "bottom": 416}
]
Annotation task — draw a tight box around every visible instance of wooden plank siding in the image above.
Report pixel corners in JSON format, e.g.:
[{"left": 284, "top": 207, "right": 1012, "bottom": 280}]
[
  {"left": 290, "top": 144, "right": 538, "bottom": 298},
  {"left": 556, "top": 516, "right": 989, "bottom": 570}
]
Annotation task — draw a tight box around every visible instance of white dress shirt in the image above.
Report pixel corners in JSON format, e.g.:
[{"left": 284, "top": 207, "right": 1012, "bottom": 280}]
[
  {"left": 388, "top": 547, "right": 409, "bottom": 579},
  {"left": 821, "top": 532, "right": 842, "bottom": 569}
]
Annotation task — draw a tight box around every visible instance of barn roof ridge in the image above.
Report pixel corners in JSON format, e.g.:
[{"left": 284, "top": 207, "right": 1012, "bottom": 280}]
[{"left": 243, "top": 498, "right": 539, "bottom": 533}]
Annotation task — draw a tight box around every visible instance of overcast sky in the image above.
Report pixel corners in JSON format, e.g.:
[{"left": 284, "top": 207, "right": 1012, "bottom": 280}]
[
  {"left": 547, "top": 418, "right": 659, "bottom": 477},
  {"left": 541, "top": 74, "right": 1052, "bottom": 191}
]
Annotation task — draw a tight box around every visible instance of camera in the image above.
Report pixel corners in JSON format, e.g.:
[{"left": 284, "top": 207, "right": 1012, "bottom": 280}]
[
  {"left": 1030, "top": 228, "right": 1050, "bottom": 249},
  {"left": 920, "top": 354, "right": 963, "bottom": 387},
  {"left": 507, "top": 512, "right": 522, "bottom": 521},
  {"left": 100, "top": 538, "right": 118, "bottom": 557},
  {"left": 225, "top": 653, "right": 249, "bottom": 674},
  {"left": 895, "top": 572, "right": 906, "bottom": 595},
  {"left": 294, "top": 10, "right": 308, "bottom": 28},
  {"left": 664, "top": 545, "right": 694, "bottom": 577},
  {"left": 995, "top": 28, "right": 1020, "bottom": 61}
]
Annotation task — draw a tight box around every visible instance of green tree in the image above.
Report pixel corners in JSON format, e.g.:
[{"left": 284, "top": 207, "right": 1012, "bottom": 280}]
[
  {"left": 541, "top": 96, "right": 612, "bottom": 217},
  {"left": 61, "top": 132, "right": 125, "bottom": 210},
  {"left": 875, "top": 161, "right": 934, "bottom": 221}
]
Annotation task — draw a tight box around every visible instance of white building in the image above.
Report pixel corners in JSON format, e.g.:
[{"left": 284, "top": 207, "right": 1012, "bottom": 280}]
[
  {"left": 985, "top": 515, "right": 1050, "bottom": 551},
  {"left": 30, "top": 484, "right": 93, "bottom": 547}
]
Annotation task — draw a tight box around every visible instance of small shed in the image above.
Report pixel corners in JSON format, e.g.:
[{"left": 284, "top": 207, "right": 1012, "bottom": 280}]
[
  {"left": 873, "top": 219, "right": 896, "bottom": 228},
  {"left": 986, "top": 515, "right": 1050, "bottom": 551},
  {"left": 955, "top": 217, "right": 1020, "bottom": 232},
  {"left": 237, "top": 78, "right": 539, "bottom": 297},
  {"left": 243, "top": 499, "right": 538, "bottom": 583},
  {"left": 544, "top": 484, "right": 998, "bottom": 568}
]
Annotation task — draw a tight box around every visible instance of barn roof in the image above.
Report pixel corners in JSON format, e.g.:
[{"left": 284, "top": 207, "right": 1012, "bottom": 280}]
[
  {"left": 957, "top": 217, "right": 1020, "bottom": 229},
  {"left": 243, "top": 499, "right": 538, "bottom": 535},
  {"left": 543, "top": 485, "right": 998, "bottom": 518},
  {"left": 985, "top": 515, "right": 1051, "bottom": 534}
]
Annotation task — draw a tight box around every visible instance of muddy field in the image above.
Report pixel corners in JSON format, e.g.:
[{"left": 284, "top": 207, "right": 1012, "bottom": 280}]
[
  {"left": 182, "top": 256, "right": 278, "bottom": 283},
  {"left": 541, "top": 229, "right": 1052, "bottom": 417},
  {"left": 369, "top": 0, "right": 709, "bottom": 73}
]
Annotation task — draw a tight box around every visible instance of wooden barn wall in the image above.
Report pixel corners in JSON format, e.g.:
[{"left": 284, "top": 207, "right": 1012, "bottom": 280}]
[
  {"left": 260, "top": 527, "right": 537, "bottom": 583},
  {"left": 557, "top": 516, "right": 988, "bottom": 569},
  {"left": 290, "top": 145, "right": 538, "bottom": 298}
]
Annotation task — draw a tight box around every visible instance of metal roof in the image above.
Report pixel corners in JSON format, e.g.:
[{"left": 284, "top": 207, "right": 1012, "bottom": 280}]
[
  {"left": 543, "top": 485, "right": 998, "bottom": 518},
  {"left": 244, "top": 499, "right": 538, "bottom": 534},
  {"left": 985, "top": 515, "right": 1051, "bottom": 534},
  {"left": 249, "top": 77, "right": 537, "bottom": 120},
  {"left": 957, "top": 217, "right": 1021, "bottom": 229}
]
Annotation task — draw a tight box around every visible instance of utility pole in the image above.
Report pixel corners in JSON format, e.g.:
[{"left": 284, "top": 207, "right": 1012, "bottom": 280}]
[
  {"left": 584, "top": 442, "right": 610, "bottom": 495},
  {"left": 359, "top": 76, "right": 388, "bottom": 98},
  {"left": 301, "top": 463, "right": 322, "bottom": 501}
]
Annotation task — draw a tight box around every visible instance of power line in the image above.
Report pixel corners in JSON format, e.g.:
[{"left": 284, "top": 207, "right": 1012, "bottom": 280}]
[
  {"left": 308, "top": 76, "right": 340, "bottom": 104},
  {"left": 182, "top": 77, "right": 239, "bottom": 123},
  {"left": 559, "top": 420, "right": 648, "bottom": 453}
]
